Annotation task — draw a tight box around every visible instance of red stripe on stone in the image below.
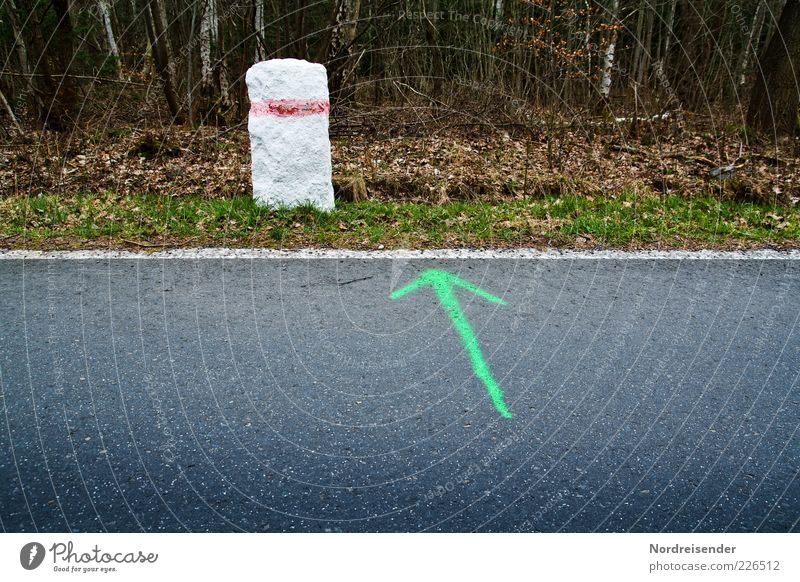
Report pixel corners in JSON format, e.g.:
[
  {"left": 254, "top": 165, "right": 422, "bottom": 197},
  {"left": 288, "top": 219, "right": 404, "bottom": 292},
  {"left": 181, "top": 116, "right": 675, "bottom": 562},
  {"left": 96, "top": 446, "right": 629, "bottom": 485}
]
[{"left": 250, "top": 99, "right": 330, "bottom": 117}]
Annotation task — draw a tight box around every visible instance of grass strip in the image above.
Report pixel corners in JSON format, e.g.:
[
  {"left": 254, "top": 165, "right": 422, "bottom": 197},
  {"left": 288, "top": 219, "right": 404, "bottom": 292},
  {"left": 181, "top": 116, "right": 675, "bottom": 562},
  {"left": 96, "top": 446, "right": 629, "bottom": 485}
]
[{"left": 1, "top": 190, "right": 798, "bottom": 250}]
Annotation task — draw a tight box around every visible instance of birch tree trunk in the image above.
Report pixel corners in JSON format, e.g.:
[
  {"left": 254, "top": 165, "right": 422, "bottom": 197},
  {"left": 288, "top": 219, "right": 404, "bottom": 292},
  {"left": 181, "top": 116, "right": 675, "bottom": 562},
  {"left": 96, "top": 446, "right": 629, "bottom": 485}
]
[
  {"left": 600, "top": 0, "right": 620, "bottom": 99},
  {"left": 494, "top": 0, "right": 504, "bottom": 20},
  {"left": 660, "top": 0, "right": 677, "bottom": 70},
  {"left": 215, "top": 8, "right": 230, "bottom": 110},
  {"left": 738, "top": 1, "right": 766, "bottom": 87},
  {"left": 254, "top": 1, "right": 265, "bottom": 62},
  {"left": 97, "top": 0, "right": 120, "bottom": 60},
  {"left": 197, "top": 0, "right": 231, "bottom": 121},
  {"left": 200, "top": 0, "right": 214, "bottom": 90}
]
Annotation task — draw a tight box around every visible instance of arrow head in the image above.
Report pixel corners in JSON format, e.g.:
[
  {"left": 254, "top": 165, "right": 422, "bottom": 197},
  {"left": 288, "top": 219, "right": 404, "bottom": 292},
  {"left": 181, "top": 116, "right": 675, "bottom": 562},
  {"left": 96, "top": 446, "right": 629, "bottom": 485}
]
[{"left": 391, "top": 269, "right": 507, "bottom": 305}]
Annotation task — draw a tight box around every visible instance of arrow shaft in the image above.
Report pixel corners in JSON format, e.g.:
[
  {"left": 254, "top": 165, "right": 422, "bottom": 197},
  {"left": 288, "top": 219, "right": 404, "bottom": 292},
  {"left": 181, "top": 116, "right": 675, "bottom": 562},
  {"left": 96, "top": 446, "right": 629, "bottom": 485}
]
[{"left": 435, "top": 285, "right": 512, "bottom": 418}]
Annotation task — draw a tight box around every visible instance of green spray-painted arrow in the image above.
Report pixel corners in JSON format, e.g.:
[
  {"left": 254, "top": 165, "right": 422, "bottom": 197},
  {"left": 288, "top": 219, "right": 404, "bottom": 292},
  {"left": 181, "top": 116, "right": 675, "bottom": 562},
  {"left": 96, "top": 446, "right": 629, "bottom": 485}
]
[{"left": 391, "top": 269, "right": 512, "bottom": 418}]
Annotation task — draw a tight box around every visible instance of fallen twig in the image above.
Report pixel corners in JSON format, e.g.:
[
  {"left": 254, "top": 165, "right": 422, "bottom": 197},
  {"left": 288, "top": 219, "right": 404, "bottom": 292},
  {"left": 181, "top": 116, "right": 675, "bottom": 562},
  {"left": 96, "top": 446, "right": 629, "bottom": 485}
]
[{"left": 121, "top": 238, "right": 180, "bottom": 248}]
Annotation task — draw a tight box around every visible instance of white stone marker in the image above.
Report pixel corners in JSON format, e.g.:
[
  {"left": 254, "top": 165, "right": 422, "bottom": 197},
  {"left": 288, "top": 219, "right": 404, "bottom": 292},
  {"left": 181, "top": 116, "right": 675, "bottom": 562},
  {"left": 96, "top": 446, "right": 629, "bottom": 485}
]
[{"left": 246, "top": 59, "right": 334, "bottom": 210}]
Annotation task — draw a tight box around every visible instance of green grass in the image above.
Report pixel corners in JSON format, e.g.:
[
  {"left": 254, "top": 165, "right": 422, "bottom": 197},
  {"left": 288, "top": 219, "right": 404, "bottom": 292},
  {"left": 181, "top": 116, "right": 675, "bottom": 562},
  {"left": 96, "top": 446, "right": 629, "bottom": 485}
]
[{"left": 1, "top": 190, "right": 798, "bottom": 249}]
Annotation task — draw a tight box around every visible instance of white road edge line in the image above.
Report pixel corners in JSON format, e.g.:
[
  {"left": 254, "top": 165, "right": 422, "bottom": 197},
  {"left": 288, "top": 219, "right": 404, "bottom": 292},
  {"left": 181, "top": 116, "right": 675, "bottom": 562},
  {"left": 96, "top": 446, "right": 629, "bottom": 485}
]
[{"left": 1, "top": 248, "right": 800, "bottom": 260}]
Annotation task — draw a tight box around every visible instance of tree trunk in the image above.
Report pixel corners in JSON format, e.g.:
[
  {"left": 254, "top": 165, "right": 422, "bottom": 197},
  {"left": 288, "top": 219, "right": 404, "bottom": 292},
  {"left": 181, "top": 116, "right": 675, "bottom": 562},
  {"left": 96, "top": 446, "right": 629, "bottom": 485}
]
[
  {"left": 738, "top": 1, "right": 766, "bottom": 87},
  {"left": 423, "top": 0, "right": 444, "bottom": 99},
  {"left": 326, "top": 0, "right": 361, "bottom": 107},
  {"left": 144, "top": 0, "right": 183, "bottom": 122},
  {"left": 631, "top": 1, "right": 646, "bottom": 88},
  {"left": 238, "top": 2, "right": 255, "bottom": 119},
  {"left": 5, "top": 0, "right": 29, "bottom": 75},
  {"left": 254, "top": 0, "right": 265, "bottom": 62},
  {"left": 200, "top": 0, "right": 214, "bottom": 91},
  {"left": 290, "top": 0, "right": 308, "bottom": 59},
  {"left": 187, "top": 0, "right": 197, "bottom": 124},
  {"left": 747, "top": 0, "right": 800, "bottom": 134},
  {"left": 600, "top": 0, "right": 620, "bottom": 99},
  {"left": 637, "top": 2, "right": 655, "bottom": 88},
  {"left": 659, "top": 0, "right": 677, "bottom": 68},
  {"left": 494, "top": 0, "right": 504, "bottom": 20},
  {"left": 21, "top": 0, "right": 77, "bottom": 131},
  {"left": 97, "top": 0, "right": 121, "bottom": 61},
  {"left": 215, "top": 9, "right": 230, "bottom": 111},
  {"left": 0, "top": 87, "right": 22, "bottom": 133}
]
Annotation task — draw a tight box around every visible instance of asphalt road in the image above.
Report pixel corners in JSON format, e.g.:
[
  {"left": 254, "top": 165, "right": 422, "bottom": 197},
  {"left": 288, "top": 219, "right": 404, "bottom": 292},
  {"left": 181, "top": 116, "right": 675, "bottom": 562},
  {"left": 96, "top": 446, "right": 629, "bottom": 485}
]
[{"left": 1, "top": 254, "right": 798, "bottom": 532}]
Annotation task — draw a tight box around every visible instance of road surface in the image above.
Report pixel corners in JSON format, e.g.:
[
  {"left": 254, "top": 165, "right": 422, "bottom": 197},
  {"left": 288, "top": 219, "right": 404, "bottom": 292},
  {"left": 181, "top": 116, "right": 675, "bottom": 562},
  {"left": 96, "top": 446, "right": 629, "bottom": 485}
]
[{"left": 1, "top": 251, "right": 798, "bottom": 532}]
